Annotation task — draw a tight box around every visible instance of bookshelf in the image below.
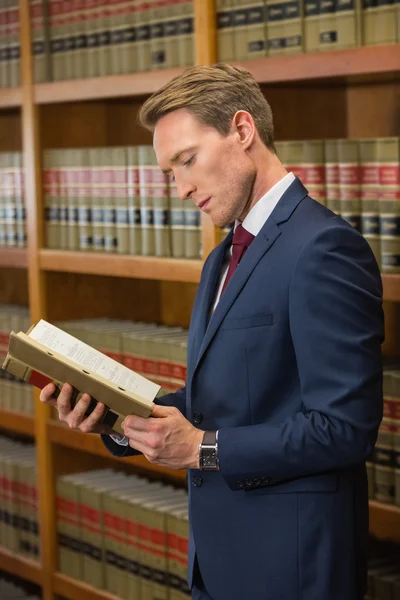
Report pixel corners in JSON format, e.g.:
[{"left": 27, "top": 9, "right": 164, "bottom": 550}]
[
  {"left": 0, "top": 249, "right": 28, "bottom": 269},
  {"left": 0, "top": 88, "right": 22, "bottom": 109},
  {"left": 39, "top": 250, "right": 203, "bottom": 283},
  {"left": 0, "top": 408, "right": 35, "bottom": 436},
  {"left": 0, "top": 0, "right": 398, "bottom": 598},
  {"left": 0, "top": 546, "right": 42, "bottom": 585}
]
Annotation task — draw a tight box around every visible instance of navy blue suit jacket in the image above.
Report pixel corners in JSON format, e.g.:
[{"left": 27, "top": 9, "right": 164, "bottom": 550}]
[{"left": 104, "top": 178, "right": 384, "bottom": 600}]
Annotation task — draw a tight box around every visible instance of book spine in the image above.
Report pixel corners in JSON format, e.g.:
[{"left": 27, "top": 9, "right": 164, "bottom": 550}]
[
  {"left": 97, "top": 0, "right": 109, "bottom": 76},
  {"left": 304, "top": 0, "right": 320, "bottom": 52},
  {"left": 183, "top": 204, "right": 201, "bottom": 259},
  {"left": 90, "top": 147, "right": 105, "bottom": 252},
  {"left": 177, "top": 0, "right": 194, "bottom": 67},
  {"left": 0, "top": 2, "right": 7, "bottom": 88},
  {"left": 216, "top": 0, "right": 235, "bottom": 62},
  {"left": 319, "top": 0, "right": 359, "bottom": 51},
  {"left": 303, "top": 140, "right": 326, "bottom": 206},
  {"left": 150, "top": 0, "right": 166, "bottom": 71},
  {"left": 359, "top": 138, "right": 381, "bottom": 268},
  {"left": 71, "top": 0, "right": 86, "bottom": 79},
  {"left": 378, "top": 137, "right": 400, "bottom": 274},
  {"left": 139, "top": 146, "right": 155, "bottom": 256},
  {"left": 80, "top": 485, "right": 104, "bottom": 589},
  {"left": 362, "top": 0, "right": 397, "bottom": 46},
  {"left": 136, "top": 1, "right": 151, "bottom": 72},
  {"left": 267, "top": 0, "right": 303, "bottom": 56},
  {"left": 337, "top": 139, "right": 362, "bottom": 232},
  {"left": 14, "top": 152, "right": 25, "bottom": 248},
  {"left": 4, "top": 152, "right": 18, "bottom": 247},
  {"left": 8, "top": 0, "right": 20, "bottom": 87},
  {"left": 374, "top": 417, "right": 395, "bottom": 504},
  {"left": 56, "top": 477, "right": 83, "bottom": 578},
  {"left": 247, "top": 2, "right": 268, "bottom": 60},
  {"left": 113, "top": 146, "right": 129, "bottom": 255},
  {"left": 78, "top": 148, "right": 92, "bottom": 251},
  {"left": 127, "top": 146, "right": 141, "bottom": 255},
  {"left": 104, "top": 492, "right": 129, "bottom": 597},
  {"left": 85, "top": 0, "right": 99, "bottom": 77},
  {"left": 164, "top": 1, "right": 179, "bottom": 68},
  {"left": 324, "top": 139, "right": 340, "bottom": 215},
  {"left": 101, "top": 148, "right": 117, "bottom": 253},
  {"left": 169, "top": 182, "right": 185, "bottom": 258}
]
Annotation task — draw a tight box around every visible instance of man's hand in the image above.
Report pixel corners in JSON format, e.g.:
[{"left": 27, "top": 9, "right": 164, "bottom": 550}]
[
  {"left": 39, "top": 382, "right": 115, "bottom": 435},
  {"left": 122, "top": 404, "right": 204, "bottom": 470}
]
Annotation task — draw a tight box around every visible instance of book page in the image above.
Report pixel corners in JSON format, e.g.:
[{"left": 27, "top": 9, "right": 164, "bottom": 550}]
[{"left": 28, "top": 320, "right": 160, "bottom": 400}]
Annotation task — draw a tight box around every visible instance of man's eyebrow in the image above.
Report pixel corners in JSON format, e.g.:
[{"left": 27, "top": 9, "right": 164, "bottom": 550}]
[{"left": 161, "top": 146, "right": 197, "bottom": 174}]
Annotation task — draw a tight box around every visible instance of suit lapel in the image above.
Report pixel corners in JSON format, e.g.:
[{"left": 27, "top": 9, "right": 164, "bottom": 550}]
[
  {"left": 194, "top": 220, "right": 281, "bottom": 372},
  {"left": 190, "top": 229, "right": 233, "bottom": 365},
  {"left": 193, "top": 177, "right": 309, "bottom": 376}
]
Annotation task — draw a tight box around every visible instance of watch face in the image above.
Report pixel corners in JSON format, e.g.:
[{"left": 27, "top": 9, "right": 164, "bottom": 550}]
[{"left": 201, "top": 448, "right": 217, "bottom": 468}]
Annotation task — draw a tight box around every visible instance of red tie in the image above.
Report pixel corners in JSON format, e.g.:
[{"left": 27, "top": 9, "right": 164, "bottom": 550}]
[{"left": 221, "top": 224, "right": 255, "bottom": 294}]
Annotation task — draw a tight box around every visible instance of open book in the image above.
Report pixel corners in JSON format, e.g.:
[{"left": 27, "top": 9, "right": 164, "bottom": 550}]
[{"left": 1, "top": 320, "right": 160, "bottom": 434}]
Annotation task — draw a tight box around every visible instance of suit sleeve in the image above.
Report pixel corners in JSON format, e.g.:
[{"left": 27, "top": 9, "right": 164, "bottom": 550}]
[
  {"left": 101, "top": 386, "right": 187, "bottom": 457},
  {"left": 218, "top": 225, "right": 384, "bottom": 489}
]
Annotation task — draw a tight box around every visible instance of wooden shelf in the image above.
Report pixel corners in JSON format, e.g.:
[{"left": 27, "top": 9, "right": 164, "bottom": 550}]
[
  {"left": 382, "top": 274, "right": 400, "bottom": 302},
  {"left": 35, "top": 67, "right": 186, "bottom": 104},
  {"left": 236, "top": 45, "right": 400, "bottom": 86},
  {"left": 54, "top": 573, "right": 118, "bottom": 600},
  {"left": 369, "top": 501, "right": 400, "bottom": 542},
  {"left": 0, "top": 87, "right": 22, "bottom": 109},
  {"left": 0, "top": 248, "right": 28, "bottom": 269},
  {"left": 0, "top": 409, "right": 35, "bottom": 436},
  {"left": 0, "top": 546, "right": 42, "bottom": 584},
  {"left": 39, "top": 249, "right": 202, "bottom": 283},
  {"left": 48, "top": 421, "right": 187, "bottom": 485}
]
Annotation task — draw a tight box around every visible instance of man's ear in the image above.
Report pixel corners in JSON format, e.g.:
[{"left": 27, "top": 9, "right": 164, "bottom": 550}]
[{"left": 231, "top": 110, "right": 256, "bottom": 150}]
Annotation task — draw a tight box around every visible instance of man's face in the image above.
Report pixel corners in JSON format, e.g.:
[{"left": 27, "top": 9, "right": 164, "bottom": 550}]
[{"left": 154, "top": 108, "right": 256, "bottom": 227}]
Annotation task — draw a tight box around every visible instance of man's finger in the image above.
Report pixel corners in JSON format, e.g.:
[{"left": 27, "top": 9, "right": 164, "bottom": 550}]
[
  {"left": 67, "top": 393, "right": 92, "bottom": 428},
  {"left": 79, "top": 401, "right": 107, "bottom": 433},
  {"left": 56, "top": 383, "right": 74, "bottom": 419},
  {"left": 123, "top": 414, "right": 152, "bottom": 431},
  {"left": 39, "top": 383, "right": 58, "bottom": 407},
  {"left": 151, "top": 404, "right": 173, "bottom": 417}
]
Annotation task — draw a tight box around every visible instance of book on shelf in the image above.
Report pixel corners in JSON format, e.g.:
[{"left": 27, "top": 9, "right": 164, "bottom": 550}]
[{"left": 1, "top": 319, "right": 160, "bottom": 435}]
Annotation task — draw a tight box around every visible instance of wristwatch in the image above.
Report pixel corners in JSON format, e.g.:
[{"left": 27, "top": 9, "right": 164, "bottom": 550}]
[{"left": 199, "top": 430, "right": 220, "bottom": 471}]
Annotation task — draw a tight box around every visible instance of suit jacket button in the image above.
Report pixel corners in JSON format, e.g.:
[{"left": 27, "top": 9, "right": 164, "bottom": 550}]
[
  {"left": 237, "top": 480, "right": 245, "bottom": 489},
  {"left": 262, "top": 477, "right": 271, "bottom": 484},
  {"left": 192, "top": 412, "right": 203, "bottom": 425},
  {"left": 192, "top": 476, "right": 203, "bottom": 487}
]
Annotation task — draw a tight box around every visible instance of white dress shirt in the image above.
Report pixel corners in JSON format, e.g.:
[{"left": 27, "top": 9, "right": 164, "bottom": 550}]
[{"left": 111, "top": 172, "right": 295, "bottom": 447}]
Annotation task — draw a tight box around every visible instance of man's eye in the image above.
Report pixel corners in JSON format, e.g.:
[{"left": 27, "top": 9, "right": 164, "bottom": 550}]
[{"left": 183, "top": 156, "right": 195, "bottom": 167}]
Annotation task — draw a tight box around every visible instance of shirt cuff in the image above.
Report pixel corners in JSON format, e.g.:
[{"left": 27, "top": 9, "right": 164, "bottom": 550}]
[{"left": 109, "top": 433, "right": 129, "bottom": 446}]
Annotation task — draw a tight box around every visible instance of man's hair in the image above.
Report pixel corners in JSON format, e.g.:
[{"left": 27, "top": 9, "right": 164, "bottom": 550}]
[{"left": 138, "top": 63, "right": 275, "bottom": 151}]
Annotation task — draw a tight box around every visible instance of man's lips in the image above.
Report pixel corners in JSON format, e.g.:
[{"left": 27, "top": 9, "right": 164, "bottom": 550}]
[{"left": 198, "top": 197, "right": 211, "bottom": 209}]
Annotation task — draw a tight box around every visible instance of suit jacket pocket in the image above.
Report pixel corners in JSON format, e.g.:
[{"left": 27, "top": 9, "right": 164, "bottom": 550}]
[
  {"left": 222, "top": 313, "right": 273, "bottom": 330},
  {"left": 245, "top": 472, "right": 338, "bottom": 495}
]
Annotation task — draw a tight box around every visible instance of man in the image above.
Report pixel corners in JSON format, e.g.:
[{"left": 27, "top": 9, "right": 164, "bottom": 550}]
[{"left": 40, "top": 64, "right": 384, "bottom": 600}]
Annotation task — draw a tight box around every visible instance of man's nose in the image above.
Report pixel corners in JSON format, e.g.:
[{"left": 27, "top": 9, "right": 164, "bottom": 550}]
[{"left": 177, "top": 180, "right": 196, "bottom": 201}]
